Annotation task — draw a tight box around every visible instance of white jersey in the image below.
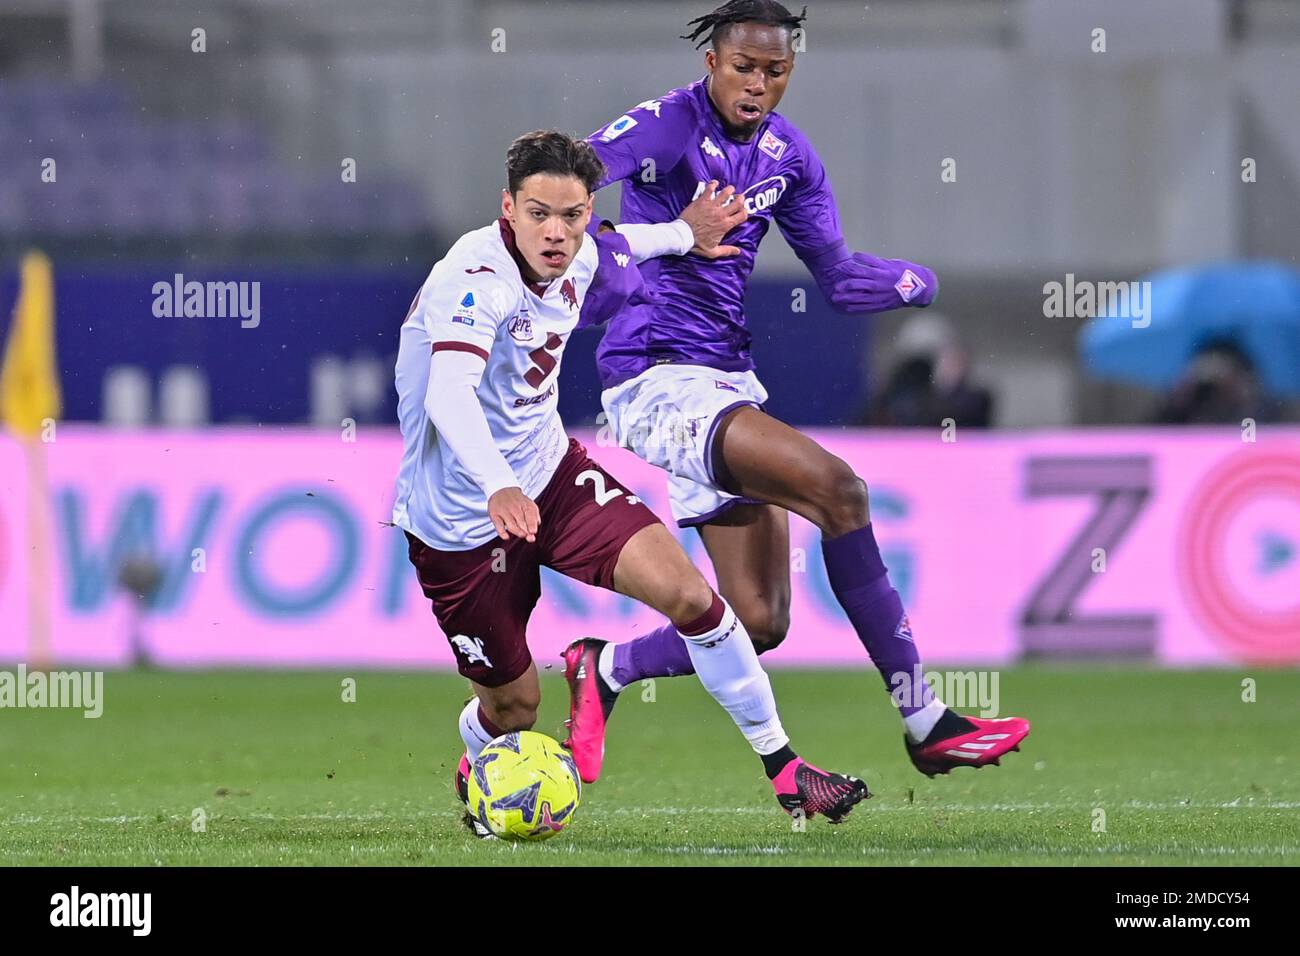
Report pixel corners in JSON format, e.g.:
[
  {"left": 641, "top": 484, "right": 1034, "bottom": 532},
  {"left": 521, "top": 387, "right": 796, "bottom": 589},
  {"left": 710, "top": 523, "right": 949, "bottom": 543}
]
[{"left": 393, "top": 220, "right": 626, "bottom": 551}]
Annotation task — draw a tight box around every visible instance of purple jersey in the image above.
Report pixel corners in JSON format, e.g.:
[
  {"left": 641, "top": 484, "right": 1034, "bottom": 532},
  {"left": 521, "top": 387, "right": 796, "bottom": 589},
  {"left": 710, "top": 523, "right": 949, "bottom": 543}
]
[{"left": 587, "top": 77, "right": 845, "bottom": 389}]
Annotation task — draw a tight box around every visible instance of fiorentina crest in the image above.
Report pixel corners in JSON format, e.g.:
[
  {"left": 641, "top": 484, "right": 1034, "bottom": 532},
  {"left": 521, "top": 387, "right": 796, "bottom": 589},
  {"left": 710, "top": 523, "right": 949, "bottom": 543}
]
[
  {"left": 894, "top": 614, "right": 915, "bottom": 644},
  {"left": 894, "top": 269, "right": 926, "bottom": 303}
]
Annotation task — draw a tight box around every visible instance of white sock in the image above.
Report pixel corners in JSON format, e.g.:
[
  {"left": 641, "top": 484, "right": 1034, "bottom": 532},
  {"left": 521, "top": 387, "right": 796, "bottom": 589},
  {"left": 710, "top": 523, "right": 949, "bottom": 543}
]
[
  {"left": 597, "top": 642, "right": 625, "bottom": 693},
  {"left": 457, "top": 698, "right": 498, "bottom": 762},
  {"left": 903, "top": 696, "right": 949, "bottom": 745},
  {"left": 677, "top": 598, "right": 789, "bottom": 756}
]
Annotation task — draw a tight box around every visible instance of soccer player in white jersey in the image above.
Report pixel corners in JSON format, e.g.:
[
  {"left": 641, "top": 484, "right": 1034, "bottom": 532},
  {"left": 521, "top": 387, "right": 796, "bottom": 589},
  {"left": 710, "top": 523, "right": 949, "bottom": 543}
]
[{"left": 392, "top": 130, "right": 867, "bottom": 836}]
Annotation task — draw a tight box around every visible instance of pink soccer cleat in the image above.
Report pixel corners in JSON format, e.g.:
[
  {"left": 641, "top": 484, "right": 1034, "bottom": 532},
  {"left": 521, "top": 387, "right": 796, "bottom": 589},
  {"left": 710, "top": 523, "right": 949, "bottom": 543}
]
[
  {"left": 905, "top": 712, "right": 1031, "bottom": 777},
  {"left": 561, "top": 638, "right": 620, "bottom": 783},
  {"left": 772, "top": 757, "right": 870, "bottom": 823}
]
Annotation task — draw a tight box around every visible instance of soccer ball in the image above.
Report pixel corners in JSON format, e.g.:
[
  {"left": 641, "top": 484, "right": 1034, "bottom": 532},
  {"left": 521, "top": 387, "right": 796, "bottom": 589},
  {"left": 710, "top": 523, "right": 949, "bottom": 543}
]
[{"left": 466, "top": 731, "right": 582, "bottom": 841}]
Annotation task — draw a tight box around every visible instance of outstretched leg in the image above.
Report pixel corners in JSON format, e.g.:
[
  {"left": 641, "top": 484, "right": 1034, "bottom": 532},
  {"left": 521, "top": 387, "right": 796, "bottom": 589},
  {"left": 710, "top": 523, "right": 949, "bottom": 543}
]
[{"left": 708, "top": 405, "right": 1029, "bottom": 771}]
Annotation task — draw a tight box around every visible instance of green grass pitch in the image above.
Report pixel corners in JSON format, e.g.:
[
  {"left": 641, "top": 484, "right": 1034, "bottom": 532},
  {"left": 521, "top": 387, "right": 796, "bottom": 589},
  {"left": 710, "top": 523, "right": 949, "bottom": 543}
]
[{"left": 2, "top": 667, "right": 1297, "bottom": 866}]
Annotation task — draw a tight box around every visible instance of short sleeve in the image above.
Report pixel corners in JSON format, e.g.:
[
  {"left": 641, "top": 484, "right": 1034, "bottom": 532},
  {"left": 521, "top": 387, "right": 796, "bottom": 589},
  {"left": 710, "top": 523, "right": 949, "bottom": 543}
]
[{"left": 587, "top": 91, "right": 695, "bottom": 189}]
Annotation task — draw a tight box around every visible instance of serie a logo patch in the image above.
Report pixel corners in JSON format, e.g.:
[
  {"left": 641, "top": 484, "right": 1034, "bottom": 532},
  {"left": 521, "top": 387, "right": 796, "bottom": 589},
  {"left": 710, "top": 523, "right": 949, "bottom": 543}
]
[
  {"left": 600, "top": 114, "right": 637, "bottom": 142},
  {"left": 452, "top": 291, "right": 476, "bottom": 324}
]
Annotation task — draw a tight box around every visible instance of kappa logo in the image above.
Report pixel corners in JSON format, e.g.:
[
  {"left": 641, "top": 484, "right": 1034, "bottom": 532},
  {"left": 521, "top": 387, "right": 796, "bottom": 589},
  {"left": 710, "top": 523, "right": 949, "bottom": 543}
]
[
  {"left": 450, "top": 635, "right": 492, "bottom": 668},
  {"left": 636, "top": 99, "right": 663, "bottom": 118},
  {"left": 465, "top": 265, "right": 495, "bottom": 275},
  {"left": 507, "top": 314, "right": 533, "bottom": 342},
  {"left": 700, "top": 136, "right": 724, "bottom": 159},
  {"left": 758, "top": 129, "right": 787, "bottom": 161},
  {"left": 714, "top": 380, "right": 740, "bottom": 392},
  {"left": 894, "top": 269, "right": 926, "bottom": 303},
  {"left": 612, "top": 252, "right": 630, "bottom": 268},
  {"left": 600, "top": 114, "right": 638, "bottom": 142}
]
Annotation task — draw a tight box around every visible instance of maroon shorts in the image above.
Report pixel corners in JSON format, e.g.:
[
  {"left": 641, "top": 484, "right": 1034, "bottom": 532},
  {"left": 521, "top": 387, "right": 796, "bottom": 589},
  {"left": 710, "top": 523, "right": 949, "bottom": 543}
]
[{"left": 405, "top": 438, "right": 661, "bottom": 686}]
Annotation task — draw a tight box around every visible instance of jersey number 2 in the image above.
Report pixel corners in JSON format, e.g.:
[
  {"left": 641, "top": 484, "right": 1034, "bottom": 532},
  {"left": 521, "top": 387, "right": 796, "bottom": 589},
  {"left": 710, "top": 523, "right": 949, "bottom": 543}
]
[{"left": 576, "top": 470, "right": 624, "bottom": 506}]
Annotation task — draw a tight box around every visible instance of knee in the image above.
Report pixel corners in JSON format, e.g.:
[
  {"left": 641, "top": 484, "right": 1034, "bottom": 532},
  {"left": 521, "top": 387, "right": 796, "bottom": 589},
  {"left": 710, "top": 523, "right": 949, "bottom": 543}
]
[
  {"left": 737, "top": 602, "right": 791, "bottom": 654},
  {"left": 808, "top": 459, "right": 870, "bottom": 536},
  {"left": 664, "top": 572, "right": 717, "bottom": 628}
]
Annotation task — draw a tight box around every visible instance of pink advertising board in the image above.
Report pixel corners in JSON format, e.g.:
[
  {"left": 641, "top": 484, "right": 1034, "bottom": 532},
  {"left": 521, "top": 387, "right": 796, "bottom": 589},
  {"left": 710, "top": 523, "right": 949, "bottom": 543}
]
[{"left": 1, "top": 426, "right": 1297, "bottom": 668}]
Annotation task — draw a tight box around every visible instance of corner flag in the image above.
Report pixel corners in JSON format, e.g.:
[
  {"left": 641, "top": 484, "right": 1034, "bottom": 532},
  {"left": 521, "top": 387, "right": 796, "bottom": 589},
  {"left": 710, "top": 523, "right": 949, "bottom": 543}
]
[{"left": 1, "top": 251, "right": 61, "bottom": 438}]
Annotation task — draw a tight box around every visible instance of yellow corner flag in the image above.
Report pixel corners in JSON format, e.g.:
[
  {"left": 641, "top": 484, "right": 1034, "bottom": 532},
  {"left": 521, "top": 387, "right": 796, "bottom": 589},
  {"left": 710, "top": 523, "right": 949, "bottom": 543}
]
[
  {"left": 1, "top": 251, "right": 62, "bottom": 438},
  {"left": 1, "top": 251, "right": 60, "bottom": 668}
]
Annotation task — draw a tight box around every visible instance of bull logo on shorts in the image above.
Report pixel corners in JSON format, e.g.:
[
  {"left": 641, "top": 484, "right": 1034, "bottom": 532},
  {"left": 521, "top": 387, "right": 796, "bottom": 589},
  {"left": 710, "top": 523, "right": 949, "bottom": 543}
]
[{"left": 450, "top": 634, "right": 493, "bottom": 668}]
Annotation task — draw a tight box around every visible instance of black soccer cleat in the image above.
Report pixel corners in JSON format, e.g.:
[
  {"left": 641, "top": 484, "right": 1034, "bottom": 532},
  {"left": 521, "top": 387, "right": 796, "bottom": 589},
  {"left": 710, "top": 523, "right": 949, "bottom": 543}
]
[{"left": 772, "top": 757, "right": 871, "bottom": 823}]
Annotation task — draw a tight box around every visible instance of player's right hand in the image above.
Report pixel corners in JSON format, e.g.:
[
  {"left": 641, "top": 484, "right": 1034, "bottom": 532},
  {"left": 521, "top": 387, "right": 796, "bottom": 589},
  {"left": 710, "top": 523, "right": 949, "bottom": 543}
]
[
  {"left": 679, "top": 179, "right": 748, "bottom": 259},
  {"left": 488, "top": 487, "right": 540, "bottom": 543}
]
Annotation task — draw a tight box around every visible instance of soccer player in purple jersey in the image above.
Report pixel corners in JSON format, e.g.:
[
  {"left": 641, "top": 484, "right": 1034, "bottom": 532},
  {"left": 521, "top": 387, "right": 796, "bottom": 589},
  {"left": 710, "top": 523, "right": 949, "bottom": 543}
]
[{"left": 563, "top": 1, "right": 1030, "bottom": 782}]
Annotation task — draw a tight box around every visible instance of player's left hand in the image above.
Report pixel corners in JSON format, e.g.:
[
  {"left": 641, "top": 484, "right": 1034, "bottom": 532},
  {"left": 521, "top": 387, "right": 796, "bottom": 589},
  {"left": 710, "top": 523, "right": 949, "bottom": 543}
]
[
  {"left": 488, "top": 487, "right": 540, "bottom": 543},
  {"left": 679, "top": 179, "right": 748, "bottom": 259},
  {"left": 820, "top": 253, "right": 938, "bottom": 312}
]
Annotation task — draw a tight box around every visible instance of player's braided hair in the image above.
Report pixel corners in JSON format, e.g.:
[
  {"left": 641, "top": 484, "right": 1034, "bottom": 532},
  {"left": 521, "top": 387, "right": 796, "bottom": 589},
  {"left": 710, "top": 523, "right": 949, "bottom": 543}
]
[
  {"left": 505, "top": 130, "right": 606, "bottom": 195},
  {"left": 682, "top": 0, "right": 807, "bottom": 50}
]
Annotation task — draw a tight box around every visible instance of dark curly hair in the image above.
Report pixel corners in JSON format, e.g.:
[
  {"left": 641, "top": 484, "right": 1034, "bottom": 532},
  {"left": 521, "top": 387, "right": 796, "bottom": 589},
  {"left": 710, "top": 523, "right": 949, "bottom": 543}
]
[
  {"left": 682, "top": 0, "right": 807, "bottom": 50},
  {"left": 505, "top": 130, "right": 606, "bottom": 195}
]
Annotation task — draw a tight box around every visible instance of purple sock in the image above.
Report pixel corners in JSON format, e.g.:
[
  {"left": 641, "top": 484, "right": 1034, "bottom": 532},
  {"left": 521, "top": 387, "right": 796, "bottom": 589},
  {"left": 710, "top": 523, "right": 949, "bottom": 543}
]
[
  {"left": 821, "top": 523, "right": 933, "bottom": 717},
  {"left": 611, "top": 623, "right": 696, "bottom": 685}
]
